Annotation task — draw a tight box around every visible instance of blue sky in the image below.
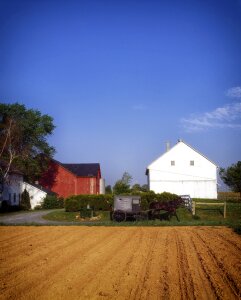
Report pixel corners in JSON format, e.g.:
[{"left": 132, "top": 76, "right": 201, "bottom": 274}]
[{"left": 1, "top": 0, "right": 241, "bottom": 187}]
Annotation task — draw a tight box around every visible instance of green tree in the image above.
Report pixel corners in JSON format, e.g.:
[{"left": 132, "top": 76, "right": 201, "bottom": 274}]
[
  {"left": 141, "top": 184, "right": 149, "bottom": 192},
  {"left": 113, "top": 172, "right": 132, "bottom": 194},
  {"left": 219, "top": 161, "right": 241, "bottom": 197},
  {"left": 121, "top": 172, "right": 132, "bottom": 185},
  {"left": 131, "top": 183, "right": 149, "bottom": 193},
  {"left": 0, "top": 103, "right": 55, "bottom": 194},
  {"left": 131, "top": 183, "right": 142, "bottom": 192},
  {"left": 20, "top": 189, "right": 31, "bottom": 210},
  {"left": 105, "top": 185, "right": 112, "bottom": 194}
]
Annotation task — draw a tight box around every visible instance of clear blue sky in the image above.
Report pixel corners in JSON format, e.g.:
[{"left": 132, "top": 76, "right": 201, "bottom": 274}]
[{"left": 1, "top": 0, "right": 241, "bottom": 187}]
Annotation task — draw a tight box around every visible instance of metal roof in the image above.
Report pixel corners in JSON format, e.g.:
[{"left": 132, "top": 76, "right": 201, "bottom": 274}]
[{"left": 61, "top": 163, "right": 100, "bottom": 177}]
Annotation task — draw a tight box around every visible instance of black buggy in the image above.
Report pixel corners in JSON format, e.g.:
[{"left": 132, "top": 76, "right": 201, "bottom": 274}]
[
  {"left": 111, "top": 195, "right": 183, "bottom": 222},
  {"left": 112, "top": 195, "right": 147, "bottom": 222}
]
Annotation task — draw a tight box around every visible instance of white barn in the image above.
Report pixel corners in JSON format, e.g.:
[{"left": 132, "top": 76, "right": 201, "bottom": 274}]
[{"left": 146, "top": 140, "right": 218, "bottom": 199}]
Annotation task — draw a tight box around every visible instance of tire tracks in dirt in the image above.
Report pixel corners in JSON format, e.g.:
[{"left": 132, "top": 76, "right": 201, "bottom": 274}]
[
  {"left": 194, "top": 229, "right": 241, "bottom": 299},
  {"left": 0, "top": 228, "right": 94, "bottom": 279},
  {"left": 35, "top": 228, "right": 141, "bottom": 300},
  {"left": 180, "top": 229, "right": 217, "bottom": 300},
  {"left": 174, "top": 229, "right": 196, "bottom": 300},
  {"left": 0, "top": 228, "right": 120, "bottom": 299},
  {"left": 189, "top": 231, "right": 223, "bottom": 300},
  {"left": 1, "top": 226, "right": 241, "bottom": 300},
  {"left": 208, "top": 228, "right": 241, "bottom": 254},
  {"left": 129, "top": 229, "right": 159, "bottom": 300},
  {"left": 79, "top": 228, "right": 146, "bottom": 299}
]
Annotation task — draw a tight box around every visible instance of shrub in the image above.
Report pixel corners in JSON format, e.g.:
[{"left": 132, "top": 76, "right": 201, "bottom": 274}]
[
  {"left": 42, "top": 195, "right": 64, "bottom": 209},
  {"left": 20, "top": 189, "right": 31, "bottom": 210},
  {"left": 156, "top": 192, "right": 179, "bottom": 202},
  {"left": 34, "top": 205, "right": 42, "bottom": 210},
  {"left": 140, "top": 192, "right": 179, "bottom": 210},
  {"left": 65, "top": 198, "right": 80, "bottom": 212},
  {"left": 64, "top": 192, "right": 180, "bottom": 212},
  {"left": 139, "top": 191, "right": 156, "bottom": 210},
  {"left": 0, "top": 200, "right": 9, "bottom": 212},
  {"left": 65, "top": 194, "right": 114, "bottom": 212},
  {"left": 80, "top": 208, "right": 96, "bottom": 218}
]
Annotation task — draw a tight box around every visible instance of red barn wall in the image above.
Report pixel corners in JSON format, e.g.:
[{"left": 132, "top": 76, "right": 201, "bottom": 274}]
[
  {"left": 40, "top": 161, "right": 100, "bottom": 198},
  {"left": 52, "top": 166, "right": 76, "bottom": 198},
  {"left": 75, "top": 177, "right": 94, "bottom": 194}
]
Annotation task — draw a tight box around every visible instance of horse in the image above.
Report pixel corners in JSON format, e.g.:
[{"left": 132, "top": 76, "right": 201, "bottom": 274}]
[{"left": 149, "top": 198, "right": 183, "bottom": 221}]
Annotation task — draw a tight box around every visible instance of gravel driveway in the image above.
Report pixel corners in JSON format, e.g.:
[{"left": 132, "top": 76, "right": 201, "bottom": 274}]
[{"left": 0, "top": 210, "right": 63, "bottom": 225}]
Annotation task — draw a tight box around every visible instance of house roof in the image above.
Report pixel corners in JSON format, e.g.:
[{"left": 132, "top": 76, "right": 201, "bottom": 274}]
[
  {"left": 146, "top": 139, "right": 218, "bottom": 174},
  {"left": 27, "top": 182, "right": 57, "bottom": 195},
  {"left": 61, "top": 163, "right": 100, "bottom": 177}
]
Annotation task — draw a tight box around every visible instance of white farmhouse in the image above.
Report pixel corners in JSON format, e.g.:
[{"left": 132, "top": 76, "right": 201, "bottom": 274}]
[
  {"left": 1, "top": 170, "right": 54, "bottom": 209},
  {"left": 2, "top": 172, "right": 23, "bottom": 207},
  {"left": 21, "top": 182, "right": 53, "bottom": 209},
  {"left": 146, "top": 140, "right": 218, "bottom": 199}
]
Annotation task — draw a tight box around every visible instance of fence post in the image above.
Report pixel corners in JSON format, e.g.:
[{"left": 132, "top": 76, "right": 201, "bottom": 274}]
[
  {"left": 192, "top": 201, "right": 195, "bottom": 216},
  {"left": 224, "top": 201, "right": 227, "bottom": 219}
]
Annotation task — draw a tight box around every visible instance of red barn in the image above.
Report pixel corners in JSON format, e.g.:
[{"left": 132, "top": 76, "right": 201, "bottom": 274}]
[{"left": 39, "top": 160, "right": 103, "bottom": 198}]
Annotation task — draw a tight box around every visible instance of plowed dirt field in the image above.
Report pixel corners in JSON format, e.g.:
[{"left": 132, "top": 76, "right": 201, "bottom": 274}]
[{"left": 0, "top": 226, "right": 240, "bottom": 300}]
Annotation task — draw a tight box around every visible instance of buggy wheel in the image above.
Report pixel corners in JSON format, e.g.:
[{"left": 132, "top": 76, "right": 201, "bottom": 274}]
[{"left": 112, "top": 210, "right": 126, "bottom": 222}]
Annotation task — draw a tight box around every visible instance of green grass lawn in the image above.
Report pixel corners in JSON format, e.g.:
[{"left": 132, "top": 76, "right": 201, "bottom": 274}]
[
  {"left": 42, "top": 202, "right": 241, "bottom": 227},
  {"left": 43, "top": 210, "right": 111, "bottom": 222}
]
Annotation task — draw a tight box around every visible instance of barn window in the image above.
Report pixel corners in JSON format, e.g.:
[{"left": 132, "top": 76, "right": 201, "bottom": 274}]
[
  {"left": 171, "top": 160, "right": 175, "bottom": 166},
  {"left": 190, "top": 160, "right": 194, "bottom": 166}
]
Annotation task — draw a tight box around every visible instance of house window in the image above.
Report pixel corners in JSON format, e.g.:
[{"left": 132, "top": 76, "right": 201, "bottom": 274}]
[
  {"left": 14, "top": 193, "right": 16, "bottom": 203},
  {"left": 171, "top": 160, "right": 175, "bottom": 166},
  {"left": 9, "top": 193, "right": 11, "bottom": 201},
  {"left": 190, "top": 160, "right": 194, "bottom": 166}
]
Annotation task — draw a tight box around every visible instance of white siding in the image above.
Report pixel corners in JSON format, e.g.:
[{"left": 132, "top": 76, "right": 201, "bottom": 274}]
[
  {"left": 2, "top": 175, "right": 48, "bottom": 209},
  {"left": 2, "top": 174, "right": 23, "bottom": 206},
  {"left": 21, "top": 182, "right": 47, "bottom": 209},
  {"left": 147, "top": 141, "right": 217, "bottom": 199}
]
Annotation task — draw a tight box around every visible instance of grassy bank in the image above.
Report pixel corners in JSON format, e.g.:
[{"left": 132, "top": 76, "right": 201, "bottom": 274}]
[{"left": 42, "top": 203, "right": 241, "bottom": 227}]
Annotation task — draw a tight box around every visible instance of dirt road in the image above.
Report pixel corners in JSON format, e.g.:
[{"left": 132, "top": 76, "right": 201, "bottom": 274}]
[
  {"left": 0, "top": 210, "right": 63, "bottom": 225},
  {"left": 0, "top": 226, "right": 240, "bottom": 300}
]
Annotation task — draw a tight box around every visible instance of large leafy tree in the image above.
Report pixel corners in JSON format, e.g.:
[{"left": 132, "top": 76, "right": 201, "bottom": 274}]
[
  {"left": 0, "top": 103, "right": 55, "bottom": 193},
  {"left": 113, "top": 172, "right": 132, "bottom": 194},
  {"left": 219, "top": 161, "right": 241, "bottom": 197}
]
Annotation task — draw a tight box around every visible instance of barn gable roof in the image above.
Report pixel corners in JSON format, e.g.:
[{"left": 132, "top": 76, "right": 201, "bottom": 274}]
[
  {"left": 26, "top": 181, "right": 57, "bottom": 195},
  {"left": 60, "top": 163, "right": 100, "bottom": 177},
  {"left": 146, "top": 139, "right": 218, "bottom": 174}
]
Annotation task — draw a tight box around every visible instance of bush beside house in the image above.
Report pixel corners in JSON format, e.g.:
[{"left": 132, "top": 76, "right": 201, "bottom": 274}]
[
  {"left": 20, "top": 189, "right": 31, "bottom": 210},
  {"left": 65, "top": 194, "right": 113, "bottom": 212},
  {"left": 64, "top": 192, "right": 180, "bottom": 212},
  {"left": 41, "top": 195, "right": 64, "bottom": 209}
]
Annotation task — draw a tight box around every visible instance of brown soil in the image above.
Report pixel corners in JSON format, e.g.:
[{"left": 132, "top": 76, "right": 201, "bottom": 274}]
[{"left": 0, "top": 226, "right": 240, "bottom": 300}]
